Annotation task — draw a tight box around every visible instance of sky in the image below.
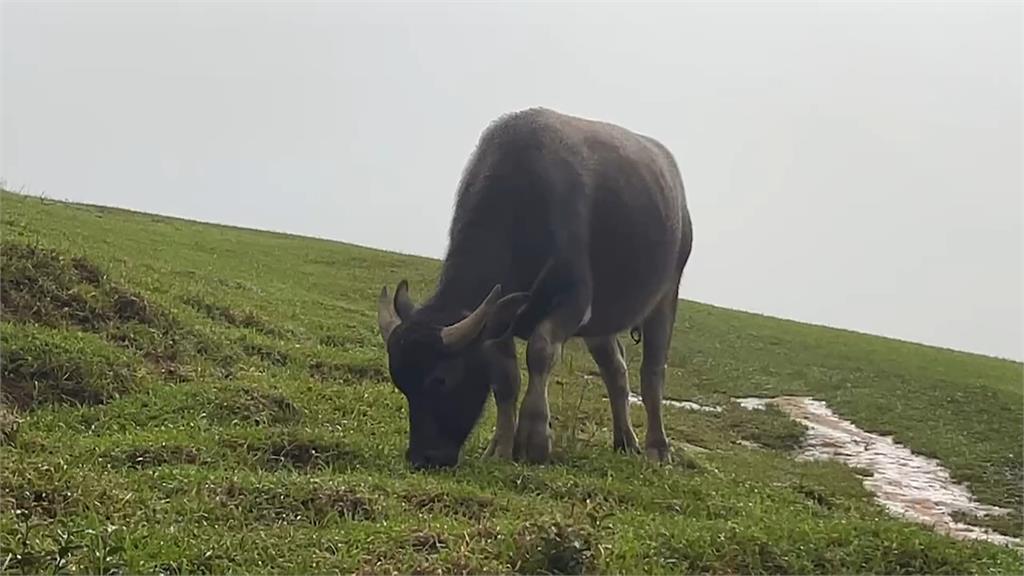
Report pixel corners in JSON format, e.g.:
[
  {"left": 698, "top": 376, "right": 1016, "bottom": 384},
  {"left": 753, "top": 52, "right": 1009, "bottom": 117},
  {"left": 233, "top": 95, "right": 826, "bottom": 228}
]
[{"left": 2, "top": 1, "right": 1021, "bottom": 361}]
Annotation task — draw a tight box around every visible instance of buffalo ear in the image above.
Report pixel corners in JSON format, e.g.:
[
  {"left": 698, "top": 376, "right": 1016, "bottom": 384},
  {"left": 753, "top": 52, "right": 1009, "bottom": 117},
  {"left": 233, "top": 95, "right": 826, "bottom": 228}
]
[
  {"left": 483, "top": 292, "right": 531, "bottom": 342},
  {"left": 377, "top": 285, "right": 401, "bottom": 343},
  {"left": 394, "top": 280, "right": 416, "bottom": 320}
]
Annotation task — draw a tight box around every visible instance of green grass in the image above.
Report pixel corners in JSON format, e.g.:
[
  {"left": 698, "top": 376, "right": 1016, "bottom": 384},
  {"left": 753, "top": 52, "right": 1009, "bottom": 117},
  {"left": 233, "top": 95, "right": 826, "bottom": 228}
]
[{"left": 1, "top": 189, "right": 1021, "bottom": 574}]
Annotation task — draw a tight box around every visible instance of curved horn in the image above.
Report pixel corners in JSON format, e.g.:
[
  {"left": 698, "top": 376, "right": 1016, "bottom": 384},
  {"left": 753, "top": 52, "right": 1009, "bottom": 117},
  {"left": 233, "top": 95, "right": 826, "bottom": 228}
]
[
  {"left": 377, "top": 285, "right": 401, "bottom": 343},
  {"left": 440, "top": 284, "right": 502, "bottom": 350}
]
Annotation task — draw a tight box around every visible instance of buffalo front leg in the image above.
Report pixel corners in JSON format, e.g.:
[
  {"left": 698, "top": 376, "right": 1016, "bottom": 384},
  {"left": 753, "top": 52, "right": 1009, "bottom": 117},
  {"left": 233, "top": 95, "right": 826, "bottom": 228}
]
[
  {"left": 514, "top": 297, "right": 588, "bottom": 463},
  {"left": 640, "top": 291, "right": 679, "bottom": 463},
  {"left": 483, "top": 337, "right": 520, "bottom": 460},
  {"left": 513, "top": 323, "right": 561, "bottom": 463},
  {"left": 584, "top": 336, "right": 639, "bottom": 453}
]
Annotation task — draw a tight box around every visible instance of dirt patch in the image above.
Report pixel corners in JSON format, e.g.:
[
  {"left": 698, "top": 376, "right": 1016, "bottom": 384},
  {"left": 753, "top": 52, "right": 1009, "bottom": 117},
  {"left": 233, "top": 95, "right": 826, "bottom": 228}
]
[
  {"left": 314, "top": 323, "right": 375, "bottom": 350},
  {"left": 109, "top": 286, "right": 165, "bottom": 325},
  {"left": 409, "top": 531, "right": 447, "bottom": 554},
  {"left": 404, "top": 491, "right": 494, "bottom": 520},
  {"left": 511, "top": 521, "right": 597, "bottom": 575},
  {"left": 317, "top": 333, "right": 349, "bottom": 348},
  {"left": 302, "top": 487, "right": 376, "bottom": 522},
  {"left": 209, "top": 385, "right": 302, "bottom": 426},
  {"left": 231, "top": 433, "right": 362, "bottom": 471},
  {"left": 501, "top": 476, "right": 624, "bottom": 511},
  {"left": 213, "top": 277, "right": 262, "bottom": 294},
  {"left": 105, "top": 322, "right": 191, "bottom": 373},
  {"left": 214, "top": 481, "right": 376, "bottom": 523},
  {"left": 105, "top": 443, "right": 203, "bottom": 469},
  {"left": 1, "top": 242, "right": 100, "bottom": 327},
  {"left": 70, "top": 255, "right": 105, "bottom": 286},
  {"left": 0, "top": 406, "right": 21, "bottom": 446},
  {"left": 737, "top": 396, "right": 1022, "bottom": 548},
  {"left": 308, "top": 359, "right": 347, "bottom": 382},
  {"left": 0, "top": 323, "right": 137, "bottom": 410},
  {"left": 266, "top": 440, "right": 351, "bottom": 469},
  {"left": 0, "top": 242, "right": 173, "bottom": 330},
  {"left": 240, "top": 340, "right": 291, "bottom": 367},
  {"left": 790, "top": 482, "right": 839, "bottom": 511},
  {"left": 0, "top": 478, "right": 78, "bottom": 520},
  {"left": 150, "top": 549, "right": 237, "bottom": 575},
  {"left": 308, "top": 357, "right": 388, "bottom": 384},
  {"left": 0, "top": 241, "right": 216, "bottom": 381},
  {"left": 183, "top": 294, "right": 281, "bottom": 336},
  {"left": 194, "top": 336, "right": 243, "bottom": 380}
]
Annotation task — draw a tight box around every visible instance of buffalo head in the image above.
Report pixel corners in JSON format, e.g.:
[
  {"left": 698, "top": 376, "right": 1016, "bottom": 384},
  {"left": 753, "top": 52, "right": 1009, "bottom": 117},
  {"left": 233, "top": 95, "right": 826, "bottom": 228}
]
[{"left": 376, "top": 280, "right": 528, "bottom": 469}]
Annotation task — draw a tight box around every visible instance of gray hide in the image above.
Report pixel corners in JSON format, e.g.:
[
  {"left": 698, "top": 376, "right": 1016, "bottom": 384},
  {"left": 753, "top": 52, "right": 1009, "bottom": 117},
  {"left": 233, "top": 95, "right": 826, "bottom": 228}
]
[{"left": 377, "top": 107, "right": 693, "bottom": 468}]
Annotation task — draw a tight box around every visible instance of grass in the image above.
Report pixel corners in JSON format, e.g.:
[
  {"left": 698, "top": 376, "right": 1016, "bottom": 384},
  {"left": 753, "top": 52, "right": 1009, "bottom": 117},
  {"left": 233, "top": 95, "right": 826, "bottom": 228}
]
[{"left": 0, "top": 189, "right": 1021, "bottom": 574}]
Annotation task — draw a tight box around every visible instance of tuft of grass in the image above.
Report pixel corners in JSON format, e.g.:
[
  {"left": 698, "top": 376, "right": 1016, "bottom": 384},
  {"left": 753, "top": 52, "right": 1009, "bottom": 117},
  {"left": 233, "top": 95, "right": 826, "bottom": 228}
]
[
  {"left": 103, "top": 443, "right": 204, "bottom": 469},
  {"left": 212, "top": 480, "right": 377, "bottom": 524},
  {"left": 0, "top": 405, "right": 21, "bottom": 445},
  {"left": 207, "top": 383, "right": 303, "bottom": 426},
  {"left": 720, "top": 403, "right": 807, "bottom": 451},
  {"left": 952, "top": 510, "right": 1024, "bottom": 541},
  {"left": 238, "top": 337, "right": 292, "bottom": 367},
  {"left": 512, "top": 520, "right": 598, "bottom": 575},
  {"left": 403, "top": 489, "right": 495, "bottom": 521},
  {"left": 223, "top": 429, "right": 366, "bottom": 471},
  {"left": 0, "top": 477, "right": 79, "bottom": 521},
  {"left": 183, "top": 294, "right": 281, "bottom": 336},
  {"left": 306, "top": 350, "right": 389, "bottom": 384}
]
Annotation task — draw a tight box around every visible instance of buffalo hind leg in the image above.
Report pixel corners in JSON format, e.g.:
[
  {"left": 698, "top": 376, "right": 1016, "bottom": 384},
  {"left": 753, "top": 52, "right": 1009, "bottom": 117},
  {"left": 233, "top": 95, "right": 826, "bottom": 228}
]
[
  {"left": 640, "top": 290, "right": 679, "bottom": 463},
  {"left": 482, "top": 336, "right": 520, "bottom": 460},
  {"left": 584, "top": 336, "right": 640, "bottom": 453}
]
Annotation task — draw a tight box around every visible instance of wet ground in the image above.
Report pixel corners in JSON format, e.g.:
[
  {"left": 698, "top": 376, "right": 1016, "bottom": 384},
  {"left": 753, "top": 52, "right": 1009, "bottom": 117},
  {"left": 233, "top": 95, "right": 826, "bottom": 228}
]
[
  {"left": 629, "top": 392, "right": 722, "bottom": 412},
  {"left": 646, "top": 392, "right": 1020, "bottom": 547}
]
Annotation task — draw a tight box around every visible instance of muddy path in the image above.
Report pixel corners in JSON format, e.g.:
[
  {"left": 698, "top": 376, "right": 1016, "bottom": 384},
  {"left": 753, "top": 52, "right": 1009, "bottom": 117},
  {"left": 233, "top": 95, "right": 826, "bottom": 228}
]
[{"left": 645, "top": 392, "right": 1020, "bottom": 547}]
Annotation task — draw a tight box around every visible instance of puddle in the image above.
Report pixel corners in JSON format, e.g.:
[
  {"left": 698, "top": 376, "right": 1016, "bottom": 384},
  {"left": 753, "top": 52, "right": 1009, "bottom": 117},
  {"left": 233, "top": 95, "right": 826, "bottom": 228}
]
[
  {"left": 735, "top": 396, "right": 1021, "bottom": 548},
  {"left": 628, "top": 392, "right": 722, "bottom": 412}
]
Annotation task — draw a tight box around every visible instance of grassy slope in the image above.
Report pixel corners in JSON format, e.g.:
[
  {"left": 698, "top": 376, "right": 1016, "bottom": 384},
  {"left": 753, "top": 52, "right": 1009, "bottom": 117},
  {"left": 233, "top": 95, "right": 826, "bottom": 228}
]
[{"left": 0, "top": 190, "right": 1021, "bottom": 574}]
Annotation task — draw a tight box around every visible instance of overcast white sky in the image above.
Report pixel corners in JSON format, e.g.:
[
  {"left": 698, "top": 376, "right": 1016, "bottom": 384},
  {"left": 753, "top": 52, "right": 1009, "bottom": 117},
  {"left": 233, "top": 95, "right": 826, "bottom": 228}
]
[{"left": 2, "top": 1, "right": 1021, "bottom": 360}]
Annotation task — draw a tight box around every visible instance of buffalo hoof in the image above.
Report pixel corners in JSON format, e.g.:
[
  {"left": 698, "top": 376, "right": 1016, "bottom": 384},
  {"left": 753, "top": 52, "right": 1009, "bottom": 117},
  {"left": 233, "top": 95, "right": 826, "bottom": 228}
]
[
  {"left": 514, "top": 418, "right": 552, "bottom": 464},
  {"left": 614, "top": 429, "right": 641, "bottom": 454},
  {"left": 483, "top": 435, "right": 514, "bottom": 460},
  {"left": 645, "top": 444, "right": 672, "bottom": 464}
]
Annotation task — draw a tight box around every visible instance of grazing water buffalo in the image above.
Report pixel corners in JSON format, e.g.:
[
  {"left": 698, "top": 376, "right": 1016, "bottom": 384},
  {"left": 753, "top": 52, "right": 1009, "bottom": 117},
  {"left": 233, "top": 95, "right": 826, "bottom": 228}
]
[{"left": 376, "top": 107, "right": 693, "bottom": 469}]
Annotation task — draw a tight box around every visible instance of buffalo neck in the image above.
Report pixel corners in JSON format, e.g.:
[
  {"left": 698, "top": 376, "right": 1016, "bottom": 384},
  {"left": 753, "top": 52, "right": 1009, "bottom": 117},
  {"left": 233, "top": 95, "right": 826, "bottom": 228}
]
[
  {"left": 418, "top": 178, "right": 531, "bottom": 326},
  {"left": 419, "top": 252, "right": 503, "bottom": 327}
]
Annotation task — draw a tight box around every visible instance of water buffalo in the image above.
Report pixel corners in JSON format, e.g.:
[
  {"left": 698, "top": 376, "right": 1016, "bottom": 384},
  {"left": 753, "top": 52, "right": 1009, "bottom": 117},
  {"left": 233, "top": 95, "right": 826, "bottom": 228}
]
[{"left": 376, "top": 107, "right": 693, "bottom": 469}]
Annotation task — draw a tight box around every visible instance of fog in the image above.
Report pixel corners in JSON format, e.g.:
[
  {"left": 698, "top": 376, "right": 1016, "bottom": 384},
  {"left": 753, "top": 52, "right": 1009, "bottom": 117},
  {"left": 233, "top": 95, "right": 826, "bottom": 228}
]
[{"left": 3, "top": 1, "right": 1020, "bottom": 359}]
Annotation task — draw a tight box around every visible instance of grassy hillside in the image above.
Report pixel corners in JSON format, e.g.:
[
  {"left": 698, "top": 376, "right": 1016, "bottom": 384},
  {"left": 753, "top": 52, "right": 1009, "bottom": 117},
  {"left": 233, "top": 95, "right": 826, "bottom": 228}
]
[{"left": 1, "top": 190, "right": 1021, "bottom": 574}]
